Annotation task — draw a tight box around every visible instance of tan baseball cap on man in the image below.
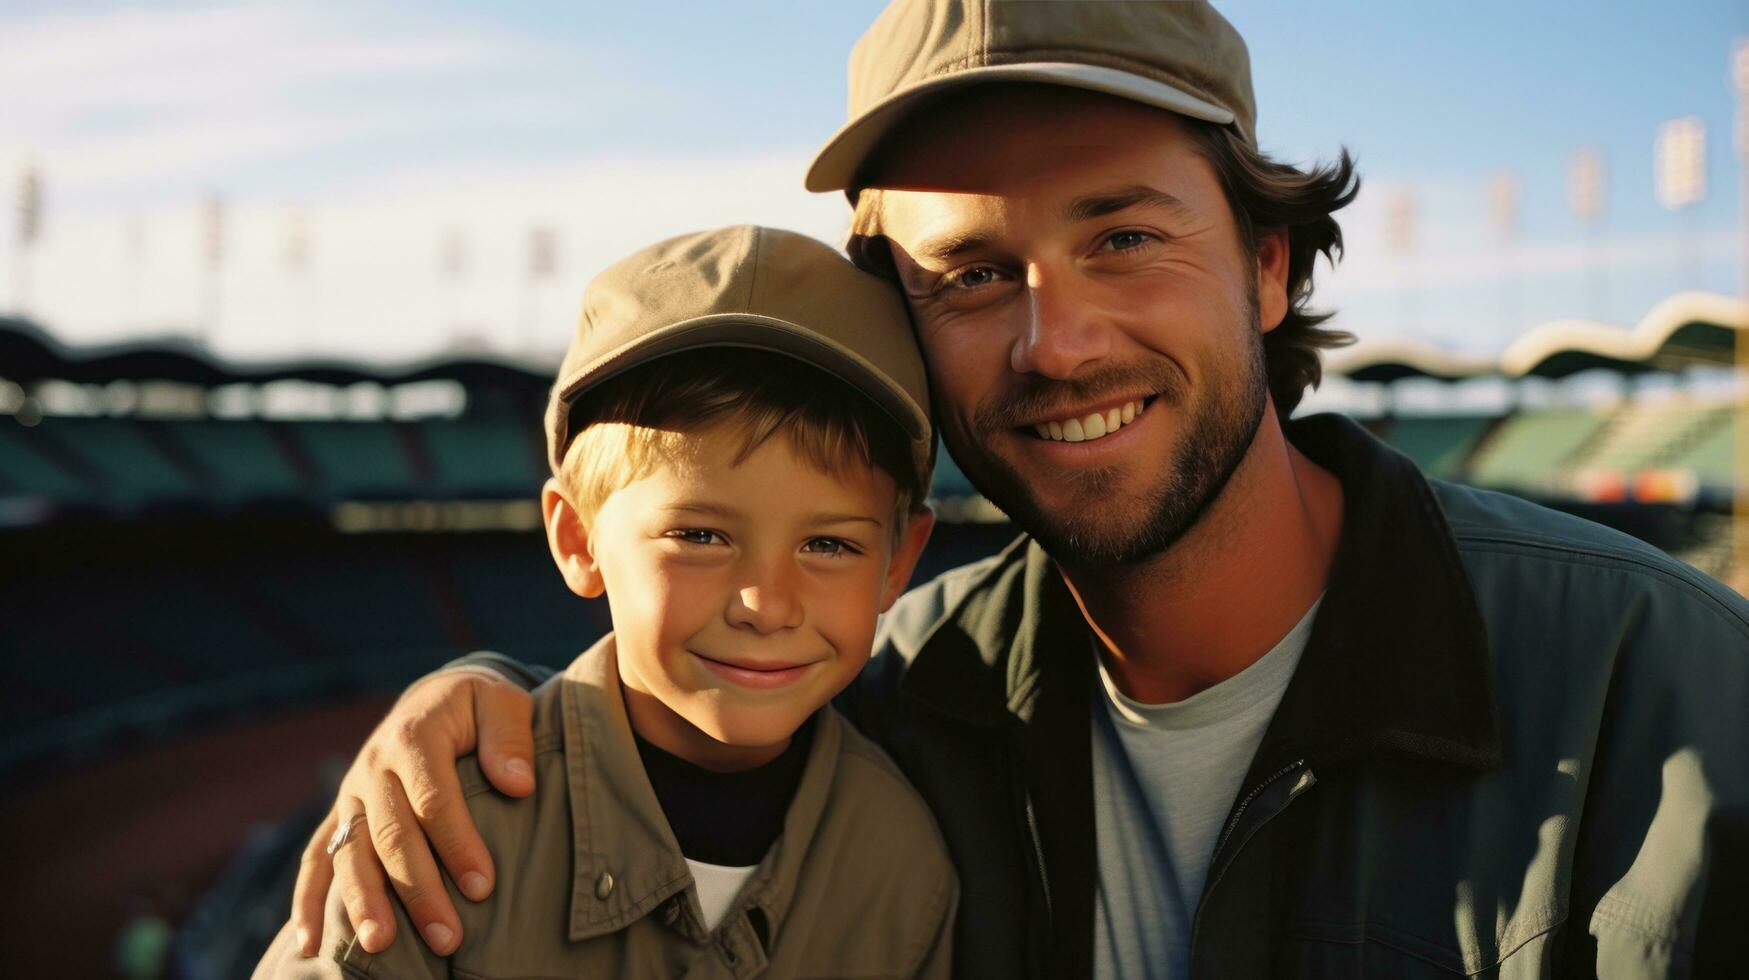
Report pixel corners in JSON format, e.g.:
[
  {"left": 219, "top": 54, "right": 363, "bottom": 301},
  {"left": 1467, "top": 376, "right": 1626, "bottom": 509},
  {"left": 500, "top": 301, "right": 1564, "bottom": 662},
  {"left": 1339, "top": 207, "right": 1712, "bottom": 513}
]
[
  {"left": 546, "top": 225, "right": 932, "bottom": 483},
  {"left": 806, "top": 0, "right": 1256, "bottom": 193}
]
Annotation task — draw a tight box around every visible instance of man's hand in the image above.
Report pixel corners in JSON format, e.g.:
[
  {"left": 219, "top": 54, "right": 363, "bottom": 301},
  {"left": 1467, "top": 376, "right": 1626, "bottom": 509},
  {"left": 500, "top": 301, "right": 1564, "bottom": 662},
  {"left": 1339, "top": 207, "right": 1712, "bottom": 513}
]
[{"left": 291, "top": 667, "right": 538, "bottom": 958}]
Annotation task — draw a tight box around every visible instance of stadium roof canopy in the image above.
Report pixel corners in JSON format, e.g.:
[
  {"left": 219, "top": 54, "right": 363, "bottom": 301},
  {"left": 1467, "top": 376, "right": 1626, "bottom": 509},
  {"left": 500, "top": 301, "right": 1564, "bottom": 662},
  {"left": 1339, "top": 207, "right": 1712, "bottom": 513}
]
[
  {"left": 1327, "top": 291, "right": 1749, "bottom": 383},
  {"left": 0, "top": 317, "right": 553, "bottom": 390}
]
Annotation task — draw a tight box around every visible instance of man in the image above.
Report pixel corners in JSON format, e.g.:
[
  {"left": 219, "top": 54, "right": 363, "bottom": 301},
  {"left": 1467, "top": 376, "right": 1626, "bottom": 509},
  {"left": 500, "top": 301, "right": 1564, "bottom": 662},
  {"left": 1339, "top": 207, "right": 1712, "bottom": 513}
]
[{"left": 293, "top": 3, "right": 1749, "bottom": 977}]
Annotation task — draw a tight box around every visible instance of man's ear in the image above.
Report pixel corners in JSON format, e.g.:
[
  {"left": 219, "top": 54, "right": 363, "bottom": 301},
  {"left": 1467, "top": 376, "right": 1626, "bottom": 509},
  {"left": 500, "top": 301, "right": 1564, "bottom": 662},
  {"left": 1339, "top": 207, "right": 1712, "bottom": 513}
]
[
  {"left": 879, "top": 505, "right": 936, "bottom": 612},
  {"left": 542, "top": 478, "right": 605, "bottom": 598},
  {"left": 1255, "top": 226, "right": 1291, "bottom": 334}
]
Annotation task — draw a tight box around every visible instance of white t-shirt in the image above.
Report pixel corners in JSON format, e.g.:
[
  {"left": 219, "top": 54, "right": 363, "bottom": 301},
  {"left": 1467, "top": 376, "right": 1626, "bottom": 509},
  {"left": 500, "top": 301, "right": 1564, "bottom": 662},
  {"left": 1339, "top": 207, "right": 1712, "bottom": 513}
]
[
  {"left": 685, "top": 859, "right": 758, "bottom": 932},
  {"left": 1091, "top": 596, "right": 1322, "bottom": 980}
]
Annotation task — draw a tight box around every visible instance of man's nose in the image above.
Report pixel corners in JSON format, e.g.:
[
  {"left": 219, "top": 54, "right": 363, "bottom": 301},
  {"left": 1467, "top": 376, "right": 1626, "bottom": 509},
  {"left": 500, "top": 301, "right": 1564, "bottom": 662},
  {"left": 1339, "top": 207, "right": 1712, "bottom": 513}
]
[
  {"left": 1010, "top": 263, "right": 1112, "bottom": 379},
  {"left": 725, "top": 564, "right": 803, "bottom": 634}
]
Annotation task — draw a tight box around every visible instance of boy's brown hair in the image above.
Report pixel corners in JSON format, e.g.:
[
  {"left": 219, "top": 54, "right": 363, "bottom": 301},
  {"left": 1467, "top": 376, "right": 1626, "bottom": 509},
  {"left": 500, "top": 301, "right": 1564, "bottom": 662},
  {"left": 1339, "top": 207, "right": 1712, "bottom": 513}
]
[{"left": 557, "top": 348, "right": 928, "bottom": 535}]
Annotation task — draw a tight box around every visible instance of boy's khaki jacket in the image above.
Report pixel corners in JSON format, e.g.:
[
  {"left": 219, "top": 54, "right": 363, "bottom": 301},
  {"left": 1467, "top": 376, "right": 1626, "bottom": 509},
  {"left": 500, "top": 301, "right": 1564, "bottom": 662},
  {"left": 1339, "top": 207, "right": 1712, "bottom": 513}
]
[{"left": 255, "top": 636, "right": 958, "bottom": 979}]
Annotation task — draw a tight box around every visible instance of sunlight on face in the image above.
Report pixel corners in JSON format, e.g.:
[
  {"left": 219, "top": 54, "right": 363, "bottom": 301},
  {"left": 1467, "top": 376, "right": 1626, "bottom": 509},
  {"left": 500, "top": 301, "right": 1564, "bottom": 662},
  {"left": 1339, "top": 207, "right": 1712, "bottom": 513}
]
[
  {"left": 866, "top": 88, "right": 1272, "bottom": 566},
  {"left": 588, "top": 426, "right": 904, "bottom": 771}
]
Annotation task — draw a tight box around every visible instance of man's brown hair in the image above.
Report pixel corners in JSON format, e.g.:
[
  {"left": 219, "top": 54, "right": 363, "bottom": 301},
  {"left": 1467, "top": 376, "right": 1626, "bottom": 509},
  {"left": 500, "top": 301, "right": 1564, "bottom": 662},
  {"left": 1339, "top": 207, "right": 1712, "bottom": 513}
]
[{"left": 846, "top": 116, "right": 1360, "bottom": 419}]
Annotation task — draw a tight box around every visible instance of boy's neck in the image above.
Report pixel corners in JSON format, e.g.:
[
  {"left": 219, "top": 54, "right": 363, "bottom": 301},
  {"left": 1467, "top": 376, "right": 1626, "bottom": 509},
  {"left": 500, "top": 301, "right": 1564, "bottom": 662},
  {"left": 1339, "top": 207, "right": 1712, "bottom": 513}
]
[{"left": 620, "top": 681, "right": 792, "bottom": 773}]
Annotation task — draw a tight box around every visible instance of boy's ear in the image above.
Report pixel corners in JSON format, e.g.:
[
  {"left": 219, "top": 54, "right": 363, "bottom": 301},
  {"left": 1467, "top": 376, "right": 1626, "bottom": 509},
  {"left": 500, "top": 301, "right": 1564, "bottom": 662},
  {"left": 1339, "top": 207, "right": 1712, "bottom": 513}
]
[
  {"left": 542, "top": 478, "right": 605, "bottom": 599},
  {"left": 879, "top": 505, "right": 936, "bottom": 613}
]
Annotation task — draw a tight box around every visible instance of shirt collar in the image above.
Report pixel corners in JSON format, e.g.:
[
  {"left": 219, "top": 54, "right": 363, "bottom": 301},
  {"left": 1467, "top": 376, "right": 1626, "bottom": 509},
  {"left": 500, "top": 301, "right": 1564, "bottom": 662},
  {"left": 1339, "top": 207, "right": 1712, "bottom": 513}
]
[
  {"left": 559, "top": 636, "right": 846, "bottom": 945},
  {"left": 899, "top": 413, "right": 1502, "bottom": 771}
]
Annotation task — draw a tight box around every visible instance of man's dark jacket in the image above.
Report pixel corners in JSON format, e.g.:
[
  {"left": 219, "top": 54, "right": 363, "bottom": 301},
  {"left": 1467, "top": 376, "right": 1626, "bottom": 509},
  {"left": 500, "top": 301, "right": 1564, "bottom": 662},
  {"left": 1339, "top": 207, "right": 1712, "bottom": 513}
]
[{"left": 476, "top": 415, "right": 1749, "bottom": 978}]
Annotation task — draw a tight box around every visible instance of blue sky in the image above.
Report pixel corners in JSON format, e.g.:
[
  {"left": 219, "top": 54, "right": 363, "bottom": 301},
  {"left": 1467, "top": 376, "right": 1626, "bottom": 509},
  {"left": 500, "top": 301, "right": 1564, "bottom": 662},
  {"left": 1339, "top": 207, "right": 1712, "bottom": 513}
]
[{"left": 1, "top": 0, "right": 1744, "bottom": 364}]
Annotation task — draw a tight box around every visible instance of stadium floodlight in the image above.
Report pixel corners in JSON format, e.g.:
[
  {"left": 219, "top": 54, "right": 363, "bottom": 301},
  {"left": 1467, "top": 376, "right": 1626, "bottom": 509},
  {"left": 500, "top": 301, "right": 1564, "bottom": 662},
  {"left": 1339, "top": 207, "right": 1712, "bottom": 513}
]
[
  {"left": 17, "top": 164, "right": 41, "bottom": 247},
  {"left": 439, "top": 227, "right": 467, "bottom": 282},
  {"left": 528, "top": 226, "right": 557, "bottom": 282},
  {"left": 1655, "top": 117, "right": 1707, "bottom": 210},
  {"left": 1385, "top": 190, "right": 1416, "bottom": 257},
  {"left": 1487, "top": 171, "right": 1519, "bottom": 243},
  {"left": 1569, "top": 148, "right": 1605, "bottom": 226},
  {"left": 203, "top": 194, "right": 226, "bottom": 269},
  {"left": 283, "top": 209, "right": 309, "bottom": 273}
]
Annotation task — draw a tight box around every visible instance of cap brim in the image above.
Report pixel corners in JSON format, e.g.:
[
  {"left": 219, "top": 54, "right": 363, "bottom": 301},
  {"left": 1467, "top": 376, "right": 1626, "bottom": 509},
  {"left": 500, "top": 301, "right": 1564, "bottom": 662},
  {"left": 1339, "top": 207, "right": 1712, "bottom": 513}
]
[
  {"left": 550, "top": 312, "right": 931, "bottom": 471},
  {"left": 806, "top": 62, "right": 1237, "bottom": 194}
]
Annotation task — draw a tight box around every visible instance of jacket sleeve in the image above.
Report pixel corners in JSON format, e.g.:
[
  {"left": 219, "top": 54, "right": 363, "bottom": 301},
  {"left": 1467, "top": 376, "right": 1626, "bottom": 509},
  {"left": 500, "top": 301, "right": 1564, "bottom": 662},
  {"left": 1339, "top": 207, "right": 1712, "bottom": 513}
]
[
  {"left": 252, "top": 883, "right": 448, "bottom": 980},
  {"left": 442, "top": 650, "right": 556, "bottom": 691},
  {"left": 909, "top": 867, "right": 959, "bottom": 980},
  {"left": 1571, "top": 572, "right": 1749, "bottom": 978}
]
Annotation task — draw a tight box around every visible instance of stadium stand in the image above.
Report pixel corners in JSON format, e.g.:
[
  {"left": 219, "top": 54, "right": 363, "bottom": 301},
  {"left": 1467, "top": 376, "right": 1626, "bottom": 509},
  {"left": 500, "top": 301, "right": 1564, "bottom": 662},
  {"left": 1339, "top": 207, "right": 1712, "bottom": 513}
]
[
  {"left": 1376, "top": 414, "right": 1495, "bottom": 479},
  {"left": 5, "top": 293, "right": 1749, "bottom": 979},
  {"left": 1465, "top": 407, "right": 1607, "bottom": 494}
]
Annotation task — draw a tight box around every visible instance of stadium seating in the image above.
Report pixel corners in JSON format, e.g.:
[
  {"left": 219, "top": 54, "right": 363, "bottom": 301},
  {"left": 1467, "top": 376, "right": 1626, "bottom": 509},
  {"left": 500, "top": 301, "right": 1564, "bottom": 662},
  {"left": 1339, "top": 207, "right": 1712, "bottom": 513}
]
[
  {"left": 418, "top": 417, "right": 544, "bottom": 499},
  {"left": 1465, "top": 408, "right": 1606, "bottom": 492},
  {"left": 163, "top": 420, "right": 306, "bottom": 505},
  {"left": 33, "top": 416, "right": 202, "bottom": 509},
  {"left": 1379, "top": 415, "right": 1494, "bottom": 478},
  {"left": 285, "top": 421, "right": 420, "bottom": 501},
  {"left": 1570, "top": 400, "right": 1730, "bottom": 479},
  {"left": 0, "top": 419, "right": 91, "bottom": 503}
]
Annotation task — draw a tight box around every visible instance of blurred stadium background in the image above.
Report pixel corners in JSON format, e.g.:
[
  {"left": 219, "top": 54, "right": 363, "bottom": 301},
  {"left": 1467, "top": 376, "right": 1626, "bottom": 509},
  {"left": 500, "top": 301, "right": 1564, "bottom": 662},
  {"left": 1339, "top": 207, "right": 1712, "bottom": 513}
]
[{"left": 5, "top": 1, "right": 1749, "bottom": 977}]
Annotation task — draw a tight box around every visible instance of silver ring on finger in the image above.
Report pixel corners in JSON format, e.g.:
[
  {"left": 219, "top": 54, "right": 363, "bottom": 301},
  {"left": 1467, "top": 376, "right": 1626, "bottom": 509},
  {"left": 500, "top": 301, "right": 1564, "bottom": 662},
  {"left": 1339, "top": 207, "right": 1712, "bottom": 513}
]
[{"left": 326, "top": 813, "right": 368, "bottom": 856}]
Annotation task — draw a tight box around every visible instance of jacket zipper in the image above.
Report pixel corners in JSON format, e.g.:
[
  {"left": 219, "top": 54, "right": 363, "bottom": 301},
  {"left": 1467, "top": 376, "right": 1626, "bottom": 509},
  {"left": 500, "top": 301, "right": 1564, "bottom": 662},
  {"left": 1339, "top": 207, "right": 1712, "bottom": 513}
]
[
  {"left": 1023, "top": 789, "right": 1053, "bottom": 922},
  {"left": 1212, "top": 758, "right": 1306, "bottom": 860}
]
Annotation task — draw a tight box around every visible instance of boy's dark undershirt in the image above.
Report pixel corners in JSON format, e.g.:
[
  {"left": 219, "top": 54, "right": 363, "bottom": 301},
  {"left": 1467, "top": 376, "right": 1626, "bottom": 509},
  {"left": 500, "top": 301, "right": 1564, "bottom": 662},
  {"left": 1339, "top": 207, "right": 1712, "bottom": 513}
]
[{"left": 634, "top": 716, "right": 817, "bottom": 867}]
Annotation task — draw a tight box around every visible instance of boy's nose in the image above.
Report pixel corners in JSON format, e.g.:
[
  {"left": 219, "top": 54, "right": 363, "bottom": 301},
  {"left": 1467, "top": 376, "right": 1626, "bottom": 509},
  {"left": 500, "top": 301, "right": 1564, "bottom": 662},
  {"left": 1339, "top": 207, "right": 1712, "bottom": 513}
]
[{"left": 727, "top": 584, "right": 802, "bottom": 634}]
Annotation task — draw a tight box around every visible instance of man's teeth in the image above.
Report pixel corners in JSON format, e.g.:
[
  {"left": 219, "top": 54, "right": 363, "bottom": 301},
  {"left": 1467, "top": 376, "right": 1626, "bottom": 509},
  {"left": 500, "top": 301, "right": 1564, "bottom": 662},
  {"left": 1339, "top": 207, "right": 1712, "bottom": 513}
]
[{"left": 1031, "top": 398, "right": 1148, "bottom": 443}]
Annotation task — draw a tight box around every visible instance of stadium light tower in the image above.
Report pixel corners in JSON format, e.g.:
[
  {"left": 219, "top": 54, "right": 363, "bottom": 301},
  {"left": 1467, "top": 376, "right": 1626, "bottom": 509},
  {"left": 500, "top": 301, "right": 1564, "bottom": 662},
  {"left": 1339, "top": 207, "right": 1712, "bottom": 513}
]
[
  {"left": 1656, "top": 116, "right": 1707, "bottom": 289},
  {"left": 1569, "top": 147, "right": 1607, "bottom": 319},
  {"left": 14, "top": 163, "right": 42, "bottom": 315},
  {"left": 1487, "top": 170, "right": 1520, "bottom": 334},
  {"left": 1385, "top": 189, "right": 1418, "bottom": 335},
  {"left": 523, "top": 226, "right": 558, "bottom": 359},
  {"left": 202, "top": 193, "right": 226, "bottom": 348}
]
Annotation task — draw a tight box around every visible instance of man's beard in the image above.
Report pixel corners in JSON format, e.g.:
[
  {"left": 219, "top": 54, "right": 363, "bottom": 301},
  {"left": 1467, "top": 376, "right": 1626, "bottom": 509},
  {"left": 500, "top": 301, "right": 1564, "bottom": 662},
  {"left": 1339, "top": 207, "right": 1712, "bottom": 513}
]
[{"left": 947, "top": 309, "right": 1269, "bottom": 568}]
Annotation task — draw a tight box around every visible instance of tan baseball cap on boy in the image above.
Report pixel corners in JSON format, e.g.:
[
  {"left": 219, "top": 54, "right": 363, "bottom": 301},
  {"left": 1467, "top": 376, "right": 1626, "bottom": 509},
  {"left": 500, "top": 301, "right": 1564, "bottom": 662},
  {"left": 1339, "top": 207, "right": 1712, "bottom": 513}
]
[
  {"left": 806, "top": 0, "right": 1255, "bottom": 193},
  {"left": 546, "top": 225, "right": 932, "bottom": 484}
]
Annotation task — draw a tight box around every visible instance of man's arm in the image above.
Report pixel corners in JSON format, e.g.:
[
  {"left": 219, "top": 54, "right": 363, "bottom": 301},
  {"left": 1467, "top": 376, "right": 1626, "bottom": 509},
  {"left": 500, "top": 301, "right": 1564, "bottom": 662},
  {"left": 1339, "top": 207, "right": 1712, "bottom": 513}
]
[{"left": 289, "top": 656, "right": 547, "bottom": 957}]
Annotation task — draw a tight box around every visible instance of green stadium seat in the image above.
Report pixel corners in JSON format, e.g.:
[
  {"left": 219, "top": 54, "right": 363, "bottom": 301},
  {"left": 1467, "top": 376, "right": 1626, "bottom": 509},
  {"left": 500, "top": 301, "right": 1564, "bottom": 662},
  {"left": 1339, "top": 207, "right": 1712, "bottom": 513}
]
[
  {"left": 164, "top": 420, "right": 306, "bottom": 503},
  {"left": 286, "top": 421, "right": 419, "bottom": 500},
  {"left": 0, "top": 420, "right": 91, "bottom": 502},
  {"left": 1467, "top": 408, "right": 1606, "bottom": 492},
  {"left": 1380, "top": 416, "right": 1494, "bottom": 478},
  {"left": 418, "top": 418, "right": 543, "bottom": 499},
  {"left": 37, "top": 416, "right": 200, "bottom": 507}
]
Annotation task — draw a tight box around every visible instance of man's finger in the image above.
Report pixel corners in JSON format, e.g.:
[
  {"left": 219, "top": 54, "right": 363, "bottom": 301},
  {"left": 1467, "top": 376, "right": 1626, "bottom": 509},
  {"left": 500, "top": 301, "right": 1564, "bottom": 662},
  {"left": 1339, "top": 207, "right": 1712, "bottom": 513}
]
[
  {"left": 292, "top": 807, "right": 341, "bottom": 957},
  {"left": 401, "top": 749, "right": 495, "bottom": 903},
  {"left": 331, "top": 806, "right": 399, "bottom": 954},
  {"left": 369, "top": 774, "right": 463, "bottom": 955},
  {"left": 472, "top": 675, "right": 537, "bottom": 799}
]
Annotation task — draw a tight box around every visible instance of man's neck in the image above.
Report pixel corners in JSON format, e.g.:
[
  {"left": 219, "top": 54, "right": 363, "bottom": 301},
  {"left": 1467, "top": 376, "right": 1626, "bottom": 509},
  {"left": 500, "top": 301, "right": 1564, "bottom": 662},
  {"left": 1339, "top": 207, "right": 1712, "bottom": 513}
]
[{"left": 1059, "top": 414, "right": 1344, "bottom": 705}]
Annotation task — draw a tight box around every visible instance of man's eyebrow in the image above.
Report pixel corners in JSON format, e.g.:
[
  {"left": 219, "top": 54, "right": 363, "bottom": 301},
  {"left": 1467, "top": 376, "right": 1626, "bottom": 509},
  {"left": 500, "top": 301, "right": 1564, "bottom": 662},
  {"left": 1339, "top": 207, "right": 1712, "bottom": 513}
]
[
  {"left": 908, "top": 231, "right": 990, "bottom": 264},
  {"left": 1063, "top": 185, "right": 1194, "bottom": 223}
]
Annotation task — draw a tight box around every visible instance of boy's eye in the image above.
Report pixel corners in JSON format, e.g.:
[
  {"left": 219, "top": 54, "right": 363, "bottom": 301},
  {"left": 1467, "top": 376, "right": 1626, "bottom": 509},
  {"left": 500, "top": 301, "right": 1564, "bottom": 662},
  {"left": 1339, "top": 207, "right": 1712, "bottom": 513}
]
[
  {"left": 669, "top": 529, "right": 725, "bottom": 546},
  {"left": 803, "top": 537, "right": 860, "bottom": 557}
]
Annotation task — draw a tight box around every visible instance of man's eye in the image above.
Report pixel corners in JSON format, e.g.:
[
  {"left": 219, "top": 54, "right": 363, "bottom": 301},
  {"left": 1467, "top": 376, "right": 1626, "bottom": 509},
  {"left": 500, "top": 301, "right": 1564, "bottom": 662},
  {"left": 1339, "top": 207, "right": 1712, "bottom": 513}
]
[
  {"left": 1101, "top": 230, "right": 1155, "bottom": 252},
  {"left": 670, "top": 529, "right": 724, "bottom": 546},
  {"left": 943, "top": 266, "right": 1001, "bottom": 290}
]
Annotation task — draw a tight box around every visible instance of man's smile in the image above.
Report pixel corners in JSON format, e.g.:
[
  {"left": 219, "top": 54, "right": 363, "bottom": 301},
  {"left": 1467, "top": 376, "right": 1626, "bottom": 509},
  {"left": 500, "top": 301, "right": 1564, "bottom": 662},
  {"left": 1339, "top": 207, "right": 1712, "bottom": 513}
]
[{"left": 1025, "top": 395, "right": 1157, "bottom": 443}]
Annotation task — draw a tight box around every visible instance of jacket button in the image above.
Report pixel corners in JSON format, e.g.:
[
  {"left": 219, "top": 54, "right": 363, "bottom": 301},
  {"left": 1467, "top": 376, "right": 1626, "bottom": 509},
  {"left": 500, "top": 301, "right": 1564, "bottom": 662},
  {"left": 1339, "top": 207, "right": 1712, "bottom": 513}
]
[{"left": 595, "top": 871, "right": 614, "bottom": 900}]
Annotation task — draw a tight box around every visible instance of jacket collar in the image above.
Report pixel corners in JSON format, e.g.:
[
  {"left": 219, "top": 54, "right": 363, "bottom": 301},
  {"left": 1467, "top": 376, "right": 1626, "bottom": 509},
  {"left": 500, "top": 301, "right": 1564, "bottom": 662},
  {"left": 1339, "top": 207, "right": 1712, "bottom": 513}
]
[
  {"left": 558, "top": 635, "right": 846, "bottom": 946},
  {"left": 898, "top": 412, "right": 1501, "bottom": 771}
]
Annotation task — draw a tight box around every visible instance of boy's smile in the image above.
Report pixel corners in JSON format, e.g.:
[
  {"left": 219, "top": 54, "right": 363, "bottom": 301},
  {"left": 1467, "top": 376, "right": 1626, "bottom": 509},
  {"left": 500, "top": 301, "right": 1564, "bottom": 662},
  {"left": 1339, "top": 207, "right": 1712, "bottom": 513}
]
[{"left": 559, "top": 423, "right": 928, "bottom": 772}]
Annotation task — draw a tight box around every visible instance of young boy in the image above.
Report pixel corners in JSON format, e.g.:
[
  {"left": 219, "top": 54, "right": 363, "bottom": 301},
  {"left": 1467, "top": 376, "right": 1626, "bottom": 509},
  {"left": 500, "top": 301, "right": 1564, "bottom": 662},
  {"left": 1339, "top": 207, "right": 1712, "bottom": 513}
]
[{"left": 255, "top": 226, "right": 956, "bottom": 978}]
